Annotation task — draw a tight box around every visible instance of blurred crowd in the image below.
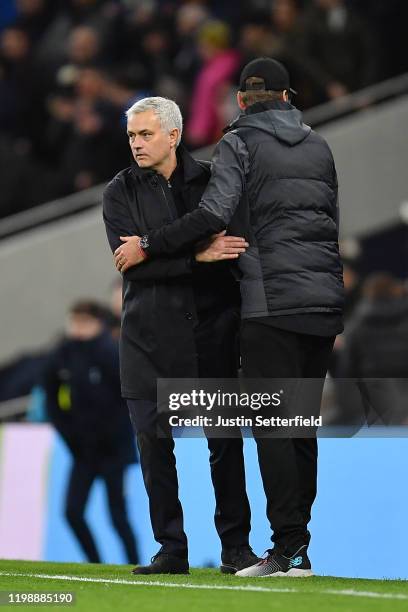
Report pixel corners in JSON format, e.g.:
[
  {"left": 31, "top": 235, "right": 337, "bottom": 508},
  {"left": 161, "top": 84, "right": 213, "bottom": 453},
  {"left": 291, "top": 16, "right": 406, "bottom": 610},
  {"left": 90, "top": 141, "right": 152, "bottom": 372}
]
[{"left": 0, "top": 0, "right": 407, "bottom": 219}]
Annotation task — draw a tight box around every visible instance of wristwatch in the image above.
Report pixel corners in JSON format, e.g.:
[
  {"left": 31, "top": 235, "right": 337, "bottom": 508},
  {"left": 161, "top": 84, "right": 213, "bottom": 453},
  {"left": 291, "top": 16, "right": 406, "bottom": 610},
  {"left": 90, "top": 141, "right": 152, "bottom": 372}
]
[{"left": 139, "top": 235, "right": 150, "bottom": 250}]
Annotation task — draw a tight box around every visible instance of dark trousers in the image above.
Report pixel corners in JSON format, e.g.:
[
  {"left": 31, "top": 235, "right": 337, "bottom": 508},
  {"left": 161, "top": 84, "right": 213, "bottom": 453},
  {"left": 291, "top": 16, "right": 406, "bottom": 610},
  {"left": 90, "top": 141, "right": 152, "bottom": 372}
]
[
  {"left": 240, "top": 321, "right": 335, "bottom": 554},
  {"left": 65, "top": 460, "right": 139, "bottom": 564},
  {"left": 127, "top": 307, "right": 251, "bottom": 558},
  {"left": 128, "top": 401, "right": 250, "bottom": 557}
]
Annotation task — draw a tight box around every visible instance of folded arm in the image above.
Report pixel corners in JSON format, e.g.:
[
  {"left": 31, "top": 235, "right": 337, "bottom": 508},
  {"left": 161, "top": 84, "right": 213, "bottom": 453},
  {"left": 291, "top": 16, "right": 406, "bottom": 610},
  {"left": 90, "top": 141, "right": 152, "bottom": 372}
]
[
  {"left": 103, "top": 181, "right": 194, "bottom": 281},
  {"left": 143, "top": 132, "right": 249, "bottom": 258}
]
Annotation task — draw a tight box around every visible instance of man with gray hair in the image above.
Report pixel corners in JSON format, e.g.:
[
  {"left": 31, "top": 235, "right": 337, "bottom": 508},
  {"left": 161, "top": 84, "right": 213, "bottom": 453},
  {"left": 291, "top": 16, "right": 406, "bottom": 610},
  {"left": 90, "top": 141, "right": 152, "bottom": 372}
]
[{"left": 103, "top": 97, "right": 257, "bottom": 575}]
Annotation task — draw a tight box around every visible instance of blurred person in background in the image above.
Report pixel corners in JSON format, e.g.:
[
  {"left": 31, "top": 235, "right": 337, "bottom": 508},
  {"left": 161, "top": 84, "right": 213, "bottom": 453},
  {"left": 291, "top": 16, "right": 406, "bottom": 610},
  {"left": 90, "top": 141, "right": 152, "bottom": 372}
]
[
  {"left": 104, "top": 96, "right": 257, "bottom": 575},
  {"left": 47, "top": 65, "right": 130, "bottom": 194},
  {"left": 46, "top": 24, "right": 105, "bottom": 97},
  {"left": 341, "top": 274, "right": 408, "bottom": 379},
  {"left": 55, "top": 96, "right": 127, "bottom": 193},
  {"left": 301, "top": 0, "right": 378, "bottom": 100},
  {"left": 43, "top": 300, "right": 139, "bottom": 564},
  {"left": 44, "top": 64, "right": 141, "bottom": 174},
  {"left": 237, "top": 1, "right": 327, "bottom": 109},
  {"left": 0, "top": 25, "right": 46, "bottom": 147},
  {"left": 186, "top": 20, "right": 240, "bottom": 148},
  {"left": 67, "top": 24, "right": 102, "bottom": 65},
  {"left": 34, "top": 0, "right": 119, "bottom": 71},
  {"left": 101, "top": 68, "right": 151, "bottom": 126},
  {"left": 139, "top": 24, "right": 174, "bottom": 92},
  {"left": 238, "top": 16, "right": 277, "bottom": 62},
  {"left": 337, "top": 273, "right": 408, "bottom": 427},
  {"left": 119, "top": 1, "right": 173, "bottom": 94},
  {"left": 13, "top": 0, "right": 56, "bottom": 45},
  {"left": 173, "top": 3, "right": 209, "bottom": 90},
  {"left": 0, "top": 23, "right": 57, "bottom": 216},
  {"left": 269, "top": 0, "right": 327, "bottom": 108},
  {"left": 0, "top": 20, "right": 117, "bottom": 212}
]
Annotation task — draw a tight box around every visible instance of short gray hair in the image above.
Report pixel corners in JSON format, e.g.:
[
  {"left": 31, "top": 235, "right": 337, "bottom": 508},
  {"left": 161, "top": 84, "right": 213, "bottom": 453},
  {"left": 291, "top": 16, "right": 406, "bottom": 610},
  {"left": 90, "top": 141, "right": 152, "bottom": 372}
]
[{"left": 125, "top": 97, "right": 183, "bottom": 146}]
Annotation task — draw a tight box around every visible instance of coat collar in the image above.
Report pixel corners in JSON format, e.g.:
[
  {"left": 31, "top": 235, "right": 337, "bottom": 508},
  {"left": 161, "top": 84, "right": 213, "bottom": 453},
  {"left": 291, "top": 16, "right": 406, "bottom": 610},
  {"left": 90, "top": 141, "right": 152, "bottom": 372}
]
[
  {"left": 130, "top": 143, "right": 207, "bottom": 184},
  {"left": 224, "top": 100, "right": 295, "bottom": 133}
]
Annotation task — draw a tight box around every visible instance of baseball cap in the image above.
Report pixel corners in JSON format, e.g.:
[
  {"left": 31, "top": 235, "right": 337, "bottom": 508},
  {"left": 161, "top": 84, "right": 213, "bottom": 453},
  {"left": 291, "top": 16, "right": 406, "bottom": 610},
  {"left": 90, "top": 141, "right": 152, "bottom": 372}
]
[{"left": 239, "top": 57, "right": 297, "bottom": 95}]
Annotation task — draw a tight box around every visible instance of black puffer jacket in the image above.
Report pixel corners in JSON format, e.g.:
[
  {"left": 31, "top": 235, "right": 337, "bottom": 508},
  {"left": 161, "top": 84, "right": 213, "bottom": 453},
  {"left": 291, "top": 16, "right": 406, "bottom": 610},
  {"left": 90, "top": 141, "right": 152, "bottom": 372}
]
[{"left": 144, "top": 100, "right": 344, "bottom": 319}]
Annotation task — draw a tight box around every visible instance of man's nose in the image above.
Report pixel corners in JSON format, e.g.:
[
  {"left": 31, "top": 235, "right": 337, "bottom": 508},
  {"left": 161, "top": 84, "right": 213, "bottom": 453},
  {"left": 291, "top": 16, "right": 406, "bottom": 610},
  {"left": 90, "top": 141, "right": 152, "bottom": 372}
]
[{"left": 133, "top": 136, "right": 144, "bottom": 149}]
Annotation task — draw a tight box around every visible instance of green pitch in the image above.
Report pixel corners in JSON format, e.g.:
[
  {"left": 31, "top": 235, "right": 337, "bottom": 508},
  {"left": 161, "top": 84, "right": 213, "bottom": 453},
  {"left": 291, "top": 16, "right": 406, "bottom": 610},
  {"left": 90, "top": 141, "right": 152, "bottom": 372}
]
[{"left": 0, "top": 560, "right": 407, "bottom": 611}]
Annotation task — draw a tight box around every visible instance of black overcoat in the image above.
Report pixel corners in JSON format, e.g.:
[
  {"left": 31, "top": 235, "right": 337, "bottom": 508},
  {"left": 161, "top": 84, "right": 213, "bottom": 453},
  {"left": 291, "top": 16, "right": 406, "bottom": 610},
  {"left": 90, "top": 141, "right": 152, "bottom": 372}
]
[{"left": 103, "top": 147, "right": 240, "bottom": 400}]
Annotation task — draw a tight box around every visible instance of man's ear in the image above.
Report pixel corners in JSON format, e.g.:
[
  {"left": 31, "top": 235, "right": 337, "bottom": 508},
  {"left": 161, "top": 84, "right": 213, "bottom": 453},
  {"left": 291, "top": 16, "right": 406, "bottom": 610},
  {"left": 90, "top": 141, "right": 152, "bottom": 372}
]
[
  {"left": 283, "top": 89, "right": 289, "bottom": 102},
  {"left": 237, "top": 91, "right": 246, "bottom": 110},
  {"left": 169, "top": 128, "right": 180, "bottom": 148}
]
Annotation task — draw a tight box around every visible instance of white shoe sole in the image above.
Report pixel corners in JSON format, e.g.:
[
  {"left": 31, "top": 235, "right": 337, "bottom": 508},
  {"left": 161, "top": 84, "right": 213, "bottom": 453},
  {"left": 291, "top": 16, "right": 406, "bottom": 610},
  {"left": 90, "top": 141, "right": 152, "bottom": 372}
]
[
  {"left": 262, "top": 569, "right": 313, "bottom": 578},
  {"left": 235, "top": 567, "right": 313, "bottom": 578}
]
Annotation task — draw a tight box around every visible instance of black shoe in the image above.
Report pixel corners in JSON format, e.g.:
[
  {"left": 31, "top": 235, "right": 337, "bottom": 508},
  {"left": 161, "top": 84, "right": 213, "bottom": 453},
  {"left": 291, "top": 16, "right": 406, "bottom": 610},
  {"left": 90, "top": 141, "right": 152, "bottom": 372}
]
[
  {"left": 220, "top": 545, "right": 261, "bottom": 574},
  {"left": 235, "top": 544, "right": 313, "bottom": 577},
  {"left": 132, "top": 550, "right": 189, "bottom": 575}
]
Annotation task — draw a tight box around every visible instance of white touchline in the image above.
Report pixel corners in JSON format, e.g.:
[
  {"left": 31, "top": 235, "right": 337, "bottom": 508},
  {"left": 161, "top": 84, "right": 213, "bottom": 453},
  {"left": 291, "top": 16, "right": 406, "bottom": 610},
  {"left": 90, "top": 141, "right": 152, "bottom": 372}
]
[{"left": 0, "top": 572, "right": 407, "bottom": 601}]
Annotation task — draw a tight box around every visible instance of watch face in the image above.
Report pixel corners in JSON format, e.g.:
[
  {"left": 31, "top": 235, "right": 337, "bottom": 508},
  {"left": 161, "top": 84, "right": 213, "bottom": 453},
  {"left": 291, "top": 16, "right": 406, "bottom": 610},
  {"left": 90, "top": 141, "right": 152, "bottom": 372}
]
[{"left": 140, "top": 235, "right": 149, "bottom": 249}]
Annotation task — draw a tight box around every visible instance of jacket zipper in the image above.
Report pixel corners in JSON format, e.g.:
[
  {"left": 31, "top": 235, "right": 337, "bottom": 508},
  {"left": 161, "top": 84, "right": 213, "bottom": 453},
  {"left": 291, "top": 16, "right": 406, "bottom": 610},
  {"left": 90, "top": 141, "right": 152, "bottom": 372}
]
[{"left": 159, "top": 179, "right": 175, "bottom": 221}]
